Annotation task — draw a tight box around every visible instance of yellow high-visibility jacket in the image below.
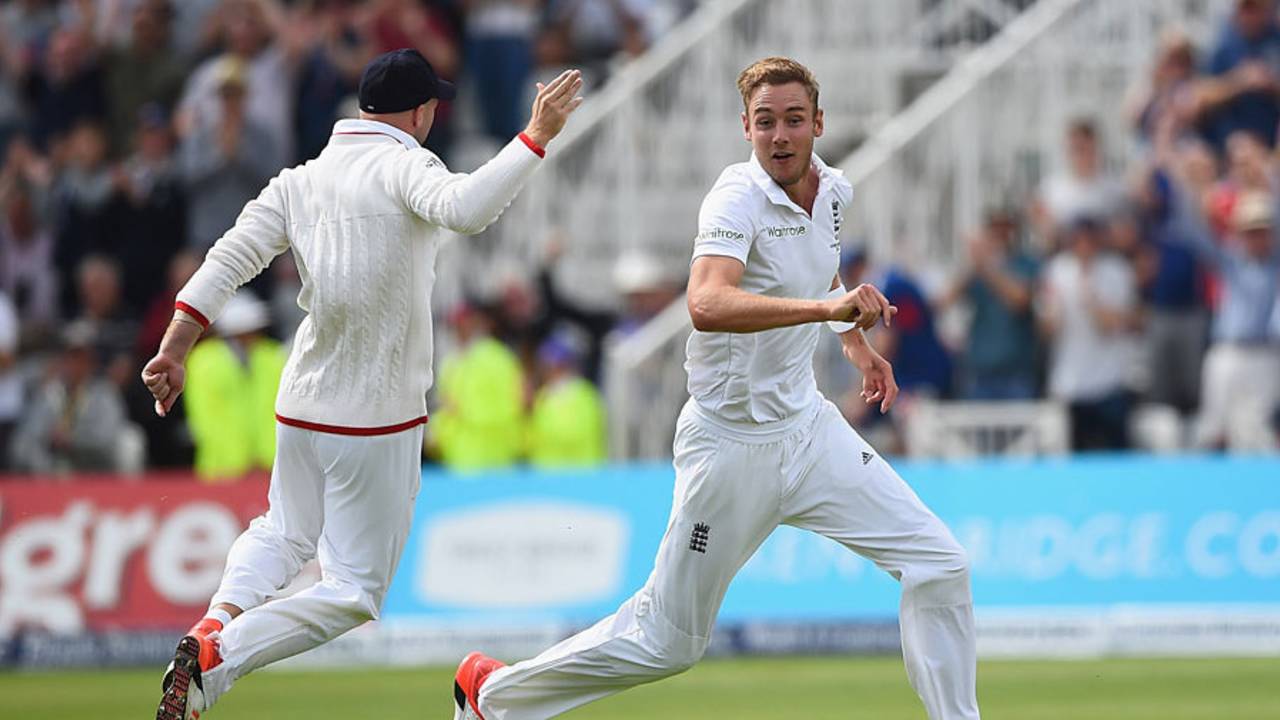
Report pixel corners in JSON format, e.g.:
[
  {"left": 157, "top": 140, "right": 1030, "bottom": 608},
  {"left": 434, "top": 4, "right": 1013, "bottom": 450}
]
[
  {"left": 528, "top": 376, "right": 607, "bottom": 468},
  {"left": 432, "top": 337, "right": 525, "bottom": 470},
  {"left": 185, "top": 336, "right": 286, "bottom": 481}
]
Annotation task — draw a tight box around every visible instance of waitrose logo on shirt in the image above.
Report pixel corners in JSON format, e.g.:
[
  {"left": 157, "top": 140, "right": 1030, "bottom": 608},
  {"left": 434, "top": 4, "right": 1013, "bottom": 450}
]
[
  {"left": 764, "top": 225, "right": 806, "bottom": 238},
  {"left": 698, "top": 227, "right": 745, "bottom": 242}
]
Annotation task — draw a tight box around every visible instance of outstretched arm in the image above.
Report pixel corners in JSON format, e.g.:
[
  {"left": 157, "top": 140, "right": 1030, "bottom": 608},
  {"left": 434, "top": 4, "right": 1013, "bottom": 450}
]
[
  {"left": 686, "top": 256, "right": 894, "bottom": 334},
  {"left": 399, "top": 69, "right": 585, "bottom": 234}
]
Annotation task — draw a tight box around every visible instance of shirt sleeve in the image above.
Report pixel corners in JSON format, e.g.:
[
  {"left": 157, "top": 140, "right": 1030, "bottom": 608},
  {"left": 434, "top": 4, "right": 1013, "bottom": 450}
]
[
  {"left": 176, "top": 174, "right": 291, "bottom": 328},
  {"left": 394, "top": 137, "right": 542, "bottom": 236},
  {"left": 691, "top": 182, "right": 754, "bottom": 265}
]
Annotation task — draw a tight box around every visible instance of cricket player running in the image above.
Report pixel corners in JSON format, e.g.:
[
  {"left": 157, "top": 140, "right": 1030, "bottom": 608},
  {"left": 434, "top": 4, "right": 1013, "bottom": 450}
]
[
  {"left": 142, "top": 49, "right": 583, "bottom": 720},
  {"left": 454, "top": 57, "right": 980, "bottom": 720}
]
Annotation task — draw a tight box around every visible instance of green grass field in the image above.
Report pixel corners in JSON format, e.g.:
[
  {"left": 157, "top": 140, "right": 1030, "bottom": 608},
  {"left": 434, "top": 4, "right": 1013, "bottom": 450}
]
[{"left": 2, "top": 656, "right": 1277, "bottom": 719}]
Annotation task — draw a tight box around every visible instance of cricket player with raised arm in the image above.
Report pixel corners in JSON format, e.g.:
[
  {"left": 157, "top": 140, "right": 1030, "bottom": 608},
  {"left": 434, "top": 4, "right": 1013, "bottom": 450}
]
[
  {"left": 141, "top": 49, "right": 583, "bottom": 720},
  {"left": 453, "top": 57, "right": 980, "bottom": 720}
]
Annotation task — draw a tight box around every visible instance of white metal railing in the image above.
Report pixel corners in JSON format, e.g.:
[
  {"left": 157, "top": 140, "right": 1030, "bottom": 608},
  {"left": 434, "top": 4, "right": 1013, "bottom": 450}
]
[
  {"left": 604, "top": 0, "right": 1233, "bottom": 459},
  {"left": 904, "top": 400, "right": 1070, "bottom": 457}
]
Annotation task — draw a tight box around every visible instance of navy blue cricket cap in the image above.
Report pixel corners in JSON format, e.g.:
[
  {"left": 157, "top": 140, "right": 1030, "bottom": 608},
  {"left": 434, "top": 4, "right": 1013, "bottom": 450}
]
[{"left": 358, "top": 48, "right": 456, "bottom": 114}]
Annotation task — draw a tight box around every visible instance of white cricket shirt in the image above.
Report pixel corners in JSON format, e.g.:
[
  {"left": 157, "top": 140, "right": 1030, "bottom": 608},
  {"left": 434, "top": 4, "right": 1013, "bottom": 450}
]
[
  {"left": 686, "top": 152, "right": 853, "bottom": 424},
  {"left": 177, "top": 119, "right": 544, "bottom": 433}
]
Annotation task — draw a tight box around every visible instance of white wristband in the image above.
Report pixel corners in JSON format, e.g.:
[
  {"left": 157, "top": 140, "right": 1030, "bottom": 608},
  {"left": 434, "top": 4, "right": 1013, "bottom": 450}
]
[{"left": 825, "top": 285, "right": 856, "bottom": 334}]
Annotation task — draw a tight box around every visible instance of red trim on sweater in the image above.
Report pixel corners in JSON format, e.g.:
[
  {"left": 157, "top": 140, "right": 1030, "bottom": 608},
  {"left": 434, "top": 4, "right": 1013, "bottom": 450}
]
[
  {"left": 174, "top": 301, "right": 210, "bottom": 329},
  {"left": 275, "top": 413, "right": 428, "bottom": 436},
  {"left": 518, "top": 132, "right": 546, "bottom": 158},
  {"left": 333, "top": 130, "right": 403, "bottom": 143}
]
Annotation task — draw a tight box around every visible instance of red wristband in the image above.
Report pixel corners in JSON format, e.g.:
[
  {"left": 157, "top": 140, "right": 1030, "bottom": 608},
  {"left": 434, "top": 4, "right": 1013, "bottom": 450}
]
[
  {"left": 518, "top": 132, "right": 546, "bottom": 158},
  {"left": 175, "top": 301, "right": 210, "bottom": 330}
]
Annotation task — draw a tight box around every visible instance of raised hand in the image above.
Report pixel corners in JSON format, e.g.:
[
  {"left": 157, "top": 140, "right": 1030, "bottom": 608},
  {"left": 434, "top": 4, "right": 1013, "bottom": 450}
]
[{"left": 523, "top": 69, "right": 585, "bottom": 149}]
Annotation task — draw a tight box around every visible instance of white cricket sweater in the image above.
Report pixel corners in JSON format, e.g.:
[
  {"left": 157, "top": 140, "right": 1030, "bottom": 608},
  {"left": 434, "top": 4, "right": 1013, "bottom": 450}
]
[{"left": 176, "top": 119, "right": 544, "bottom": 434}]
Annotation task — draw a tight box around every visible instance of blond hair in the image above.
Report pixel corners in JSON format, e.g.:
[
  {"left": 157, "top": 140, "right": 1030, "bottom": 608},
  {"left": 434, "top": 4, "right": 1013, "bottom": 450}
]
[{"left": 736, "top": 57, "right": 819, "bottom": 112}]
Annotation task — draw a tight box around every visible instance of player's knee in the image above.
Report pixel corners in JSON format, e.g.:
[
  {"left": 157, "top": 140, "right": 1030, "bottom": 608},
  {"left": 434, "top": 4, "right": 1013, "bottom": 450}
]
[
  {"left": 321, "top": 578, "right": 381, "bottom": 628},
  {"left": 654, "top": 634, "right": 708, "bottom": 676},
  {"left": 903, "top": 538, "right": 972, "bottom": 606}
]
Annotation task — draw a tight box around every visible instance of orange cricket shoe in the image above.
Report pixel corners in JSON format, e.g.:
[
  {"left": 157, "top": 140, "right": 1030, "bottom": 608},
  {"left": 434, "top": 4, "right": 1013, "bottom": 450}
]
[
  {"left": 453, "top": 651, "right": 506, "bottom": 720},
  {"left": 156, "top": 618, "right": 224, "bottom": 720}
]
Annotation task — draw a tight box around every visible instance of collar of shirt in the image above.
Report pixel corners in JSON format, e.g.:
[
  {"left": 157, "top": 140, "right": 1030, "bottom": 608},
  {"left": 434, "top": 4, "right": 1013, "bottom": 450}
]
[
  {"left": 746, "top": 151, "right": 845, "bottom": 215},
  {"left": 330, "top": 118, "right": 421, "bottom": 151}
]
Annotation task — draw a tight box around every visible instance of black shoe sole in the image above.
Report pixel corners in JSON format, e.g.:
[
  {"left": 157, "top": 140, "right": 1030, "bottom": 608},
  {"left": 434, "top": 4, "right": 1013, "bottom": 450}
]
[{"left": 156, "top": 636, "right": 201, "bottom": 720}]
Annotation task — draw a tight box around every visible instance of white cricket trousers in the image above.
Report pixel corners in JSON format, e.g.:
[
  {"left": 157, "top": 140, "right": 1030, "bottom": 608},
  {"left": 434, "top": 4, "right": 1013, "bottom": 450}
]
[
  {"left": 478, "top": 399, "right": 979, "bottom": 720},
  {"left": 200, "top": 422, "right": 424, "bottom": 704}
]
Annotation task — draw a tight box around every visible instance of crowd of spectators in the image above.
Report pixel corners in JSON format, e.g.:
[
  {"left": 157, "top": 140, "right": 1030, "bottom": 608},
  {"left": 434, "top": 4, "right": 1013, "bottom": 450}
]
[
  {"left": 832, "top": 0, "right": 1280, "bottom": 454},
  {"left": 3, "top": 0, "right": 1278, "bottom": 477},
  {"left": 0, "top": 0, "right": 692, "bottom": 477}
]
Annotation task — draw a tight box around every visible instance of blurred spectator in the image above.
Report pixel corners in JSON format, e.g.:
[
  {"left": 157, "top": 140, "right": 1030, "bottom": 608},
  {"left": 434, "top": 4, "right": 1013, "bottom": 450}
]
[
  {"left": 136, "top": 251, "right": 200, "bottom": 363},
  {"left": 0, "top": 136, "right": 55, "bottom": 197},
  {"left": 533, "top": 248, "right": 679, "bottom": 382},
  {"left": 1034, "top": 119, "right": 1125, "bottom": 244},
  {"left": 611, "top": 250, "right": 679, "bottom": 335},
  {"left": 528, "top": 330, "right": 607, "bottom": 467},
  {"left": 51, "top": 121, "right": 115, "bottom": 313},
  {"left": 177, "top": 0, "right": 292, "bottom": 169},
  {"left": 0, "top": 292, "right": 19, "bottom": 468},
  {"left": 1204, "top": 129, "right": 1274, "bottom": 236},
  {"left": 938, "top": 209, "right": 1040, "bottom": 400},
  {"left": 102, "top": 0, "right": 187, "bottom": 157},
  {"left": 1135, "top": 151, "right": 1209, "bottom": 415},
  {"left": 180, "top": 58, "right": 277, "bottom": 252},
  {"left": 1128, "top": 28, "right": 1199, "bottom": 145},
  {"left": 171, "top": 0, "right": 226, "bottom": 59},
  {"left": 1200, "top": 0, "right": 1280, "bottom": 150},
  {"left": 184, "top": 291, "right": 285, "bottom": 481},
  {"left": 1178, "top": 191, "right": 1280, "bottom": 451},
  {"left": 20, "top": 26, "right": 106, "bottom": 151},
  {"left": 10, "top": 320, "right": 143, "bottom": 474},
  {"left": 1040, "top": 217, "right": 1143, "bottom": 451},
  {"left": 489, "top": 275, "right": 549, "bottom": 376},
  {"left": 537, "top": 0, "right": 650, "bottom": 83},
  {"left": 869, "top": 263, "right": 953, "bottom": 400},
  {"left": 0, "top": 182, "right": 59, "bottom": 337},
  {"left": 73, "top": 254, "right": 137, "bottom": 386},
  {"left": 115, "top": 103, "right": 186, "bottom": 311},
  {"left": 0, "top": 1, "right": 61, "bottom": 56},
  {"left": 465, "top": 0, "right": 538, "bottom": 142},
  {"left": 290, "top": 0, "right": 374, "bottom": 162},
  {"left": 431, "top": 302, "right": 526, "bottom": 470}
]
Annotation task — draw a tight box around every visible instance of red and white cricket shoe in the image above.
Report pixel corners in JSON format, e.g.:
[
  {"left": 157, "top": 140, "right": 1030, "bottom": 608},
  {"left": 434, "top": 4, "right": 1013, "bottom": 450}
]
[
  {"left": 157, "top": 618, "right": 224, "bottom": 720},
  {"left": 453, "top": 651, "right": 505, "bottom": 720}
]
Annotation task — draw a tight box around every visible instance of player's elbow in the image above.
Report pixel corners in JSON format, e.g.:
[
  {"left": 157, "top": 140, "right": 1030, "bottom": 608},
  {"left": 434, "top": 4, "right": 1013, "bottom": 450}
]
[
  {"left": 687, "top": 291, "right": 723, "bottom": 332},
  {"left": 448, "top": 212, "right": 494, "bottom": 236}
]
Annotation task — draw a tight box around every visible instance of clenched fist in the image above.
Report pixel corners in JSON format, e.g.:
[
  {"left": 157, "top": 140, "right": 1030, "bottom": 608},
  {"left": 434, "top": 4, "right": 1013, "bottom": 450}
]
[
  {"left": 826, "top": 283, "right": 897, "bottom": 331},
  {"left": 141, "top": 352, "right": 186, "bottom": 417}
]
